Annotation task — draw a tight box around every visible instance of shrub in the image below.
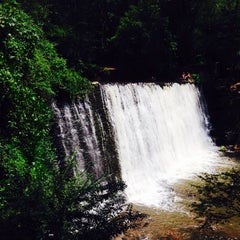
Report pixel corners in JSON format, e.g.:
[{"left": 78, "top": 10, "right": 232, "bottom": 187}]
[{"left": 191, "top": 169, "right": 240, "bottom": 229}]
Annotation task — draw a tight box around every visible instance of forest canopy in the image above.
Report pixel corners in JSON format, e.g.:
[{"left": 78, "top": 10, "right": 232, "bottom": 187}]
[{"left": 16, "top": 0, "right": 240, "bottom": 82}]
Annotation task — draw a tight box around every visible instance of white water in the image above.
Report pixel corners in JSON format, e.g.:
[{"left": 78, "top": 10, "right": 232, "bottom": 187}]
[
  {"left": 101, "top": 83, "right": 223, "bottom": 209},
  {"left": 52, "top": 99, "right": 103, "bottom": 177}
]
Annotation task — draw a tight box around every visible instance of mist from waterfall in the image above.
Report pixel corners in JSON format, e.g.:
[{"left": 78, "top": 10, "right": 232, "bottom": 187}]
[{"left": 101, "top": 83, "right": 222, "bottom": 209}]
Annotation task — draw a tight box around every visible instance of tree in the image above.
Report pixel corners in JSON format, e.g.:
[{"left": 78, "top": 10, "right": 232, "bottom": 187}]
[
  {"left": 191, "top": 169, "right": 240, "bottom": 229},
  {"left": 0, "top": 2, "right": 145, "bottom": 239},
  {"left": 0, "top": 0, "right": 92, "bottom": 156},
  {"left": 0, "top": 143, "right": 145, "bottom": 240},
  {"left": 111, "top": 0, "right": 177, "bottom": 80},
  {"left": 193, "top": 0, "right": 240, "bottom": 78}
]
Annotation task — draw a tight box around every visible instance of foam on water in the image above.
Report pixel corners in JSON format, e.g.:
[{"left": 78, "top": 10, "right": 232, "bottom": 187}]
[{"left": 101, "top": 83, "right": 225, "bottom": 209}]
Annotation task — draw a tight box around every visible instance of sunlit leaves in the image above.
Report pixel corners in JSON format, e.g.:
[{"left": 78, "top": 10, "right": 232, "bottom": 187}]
[{"left": 0, "top": 1, "right": 92, "bottom": 157}]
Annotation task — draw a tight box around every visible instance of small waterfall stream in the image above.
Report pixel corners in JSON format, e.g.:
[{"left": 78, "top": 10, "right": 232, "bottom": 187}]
[
  {"left": 52, "top": 98, "right": 103, "bottom": 177},
  {"left": 53, "top": 82, "right": 223, "bottom": 209}
]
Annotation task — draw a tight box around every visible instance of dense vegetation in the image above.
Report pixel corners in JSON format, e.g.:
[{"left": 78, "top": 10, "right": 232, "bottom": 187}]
[
  {"left": 0, "top": 0, "right": 240, "bottom": 239},
  {"left": 0, "top": 1, "right": 144, "bottom": 239},
  {"left": 16, "top": 0, "right": 240, "bottom": 79},
  {"left": 191, "top": 169, "right": 240, "bottom": 229},
  {"left": 18, "top": 0, "right": 240, "bottom": 145}
]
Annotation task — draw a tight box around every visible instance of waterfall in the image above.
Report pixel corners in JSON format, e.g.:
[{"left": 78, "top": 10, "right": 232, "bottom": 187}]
[
  {"left": 101, "top": 83, "right": 221, "bottom": 209},
  {"left": 52, "top": 98, "right": 103, "bottom": 177},
  {"left": 53, "top": 82, "right": 223, "bottom": 209},
  {"left": 52, "top": 89, "right": 120, "bottom": 179}
]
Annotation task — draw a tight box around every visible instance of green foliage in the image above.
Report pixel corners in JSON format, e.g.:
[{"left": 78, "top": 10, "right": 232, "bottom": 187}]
[
  {"left": 48, "top": 160, "right": 145, "bottom": 240},
  {"left": 191, "top": 169, "right": 240, "bottom": 229},
  {"left": 0, "top": 145, "right": 145, "bottom": 240},
  {"left": 193, "top": 0, "right": 240, "bottom": 72},
  {"left": 15, "top": 0, "right": 240, "bottom": 84},
  {"left": 111, "top": 0, "right": 177, "bottom": 78},
  {"left": 27, "top": 40, "right": 92, "bottom": 98},
  {"left": 191, "top": 73, "right": 201, "bottom": 84},
  {"left": 0, "top": 141, "right": 54, "bottom": 240},
  {"left": 0, "top": 1, "right": 92, "bottom": 99},
  {"left": 0, "top": 3, "right": 144, "bottom": 240},
  {"left": 0, "top": 1, "right": 92, "bottom": 156}
]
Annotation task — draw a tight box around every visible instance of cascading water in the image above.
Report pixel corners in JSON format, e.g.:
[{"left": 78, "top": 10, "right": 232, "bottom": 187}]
[
  {"left": 52, "top": 90, "right": 120, "bottom": 179},
  {"left": 53, "top": 82, "right": 225, "bottom": 210},
  {"left": 101, "top": 83, "right": 222, "bottom": 209},
  {"left": 52, "top": 98, "right": 103, "bottom": 177}
]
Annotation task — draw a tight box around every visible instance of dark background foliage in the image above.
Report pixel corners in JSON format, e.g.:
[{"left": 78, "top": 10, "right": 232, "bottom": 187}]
[{"left": 18, "top": 0, "right": 240, "bottom": 146}]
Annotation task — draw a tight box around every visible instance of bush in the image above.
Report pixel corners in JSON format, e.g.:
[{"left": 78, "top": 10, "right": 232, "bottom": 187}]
[
  {"left": 0, "top": 145, "right": 145, "bottom": 240},
  {"left": 191, "top": 169, "right": 240, "bottom": 229},
  {"left": 0, "top": 3, "right": 144, "bottom": 239}
]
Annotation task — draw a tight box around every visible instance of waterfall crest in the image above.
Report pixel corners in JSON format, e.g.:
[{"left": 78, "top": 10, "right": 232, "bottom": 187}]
[{"left": 101, "top": 83, "right": 221, "bottom": 209}]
